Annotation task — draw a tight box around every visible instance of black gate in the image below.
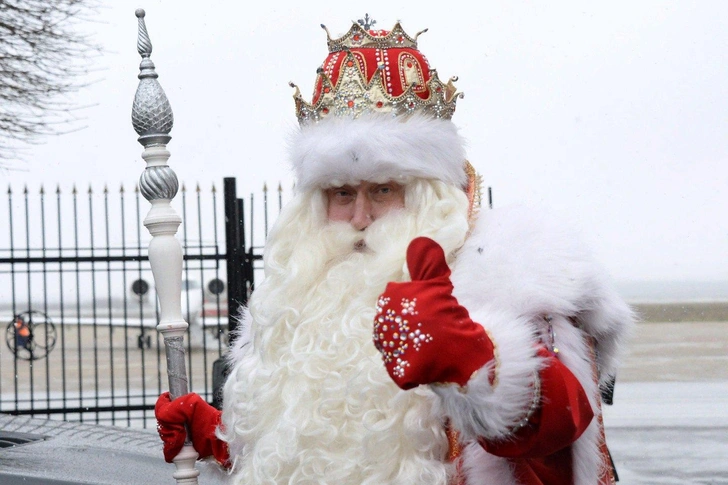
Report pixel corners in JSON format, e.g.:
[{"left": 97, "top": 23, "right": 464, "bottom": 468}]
[{"left": 0, "top": 176, "right": 278, "bottom": 427}]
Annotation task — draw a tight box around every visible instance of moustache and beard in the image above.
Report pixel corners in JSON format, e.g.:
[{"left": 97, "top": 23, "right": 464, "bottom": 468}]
[{"left": 220, "top": 179, "right": 471, "bottom": 485}]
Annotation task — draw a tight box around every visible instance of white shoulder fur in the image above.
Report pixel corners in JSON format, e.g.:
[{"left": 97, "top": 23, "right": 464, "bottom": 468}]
[{"left": 450, "top": 204, "right": 634, "bottom": 385}]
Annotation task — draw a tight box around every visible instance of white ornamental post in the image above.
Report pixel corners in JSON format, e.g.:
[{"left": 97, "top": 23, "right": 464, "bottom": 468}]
[{"left": 131, "top": 9, "right": 200, "bottom": 484}]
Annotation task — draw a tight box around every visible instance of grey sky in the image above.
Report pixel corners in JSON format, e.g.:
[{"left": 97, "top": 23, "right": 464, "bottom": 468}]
[{"left": 1, "top": 0, "right": 726, "bottom": 285}]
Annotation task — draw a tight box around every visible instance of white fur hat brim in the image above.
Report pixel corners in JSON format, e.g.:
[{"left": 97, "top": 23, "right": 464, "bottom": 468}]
[{"left": 288, "top": 113, "right": 468, "bottom": 191}]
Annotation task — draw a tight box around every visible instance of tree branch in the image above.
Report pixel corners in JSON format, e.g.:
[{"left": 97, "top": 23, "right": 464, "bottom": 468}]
[{"left": 0, "top": 0, "right": 101, "bottom": 163}]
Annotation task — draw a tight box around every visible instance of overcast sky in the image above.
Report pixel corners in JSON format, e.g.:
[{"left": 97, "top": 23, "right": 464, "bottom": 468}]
[{"left": 1, "top": 0, "right": 726, "bottom": 286}]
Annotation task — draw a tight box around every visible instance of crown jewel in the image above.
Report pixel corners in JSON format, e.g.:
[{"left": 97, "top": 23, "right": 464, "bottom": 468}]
[{"left": 291, "top": 19, "right": 463, "bottom": 124}]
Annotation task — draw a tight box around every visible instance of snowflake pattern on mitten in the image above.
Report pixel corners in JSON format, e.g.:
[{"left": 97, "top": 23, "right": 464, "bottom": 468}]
[{"left": 373, "top": 296, "right": 433, "bottom": 378}]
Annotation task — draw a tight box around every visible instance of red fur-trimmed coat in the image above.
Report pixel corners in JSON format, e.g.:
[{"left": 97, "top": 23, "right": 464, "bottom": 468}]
[{"left": 438, "top": 205, "right": 633, "bottom": 484}]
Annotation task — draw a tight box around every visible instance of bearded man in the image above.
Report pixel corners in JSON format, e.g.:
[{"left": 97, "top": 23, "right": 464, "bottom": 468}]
[{"left": 155, "top": 19, "right": 633, "bottom": 485}]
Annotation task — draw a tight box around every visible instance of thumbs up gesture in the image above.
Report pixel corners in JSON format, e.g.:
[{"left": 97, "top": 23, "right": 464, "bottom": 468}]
[{"left": 373, "top": 237, "right": 494, "bottom": 390}]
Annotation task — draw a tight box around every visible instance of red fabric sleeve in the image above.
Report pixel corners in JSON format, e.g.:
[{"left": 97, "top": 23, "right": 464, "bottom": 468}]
[{"left": 480, "top": 348, "right": 594, "bottom": 458}]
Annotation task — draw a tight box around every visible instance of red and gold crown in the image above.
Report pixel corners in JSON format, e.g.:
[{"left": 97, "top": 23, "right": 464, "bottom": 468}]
[
  {"left": 290, "top": 20, "right": 464, "bottom": 124},
  {"left": 288, "top": 18, "right": 473, "bottom": 196}
]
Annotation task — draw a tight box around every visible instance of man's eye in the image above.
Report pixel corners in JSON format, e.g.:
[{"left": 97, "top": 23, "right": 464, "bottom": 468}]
[
  {"left": 328, "top": 188, "right": 353, "bottom": 200},
  {"left": 373, "top": 185, "right": 402, "bottom": 199}
]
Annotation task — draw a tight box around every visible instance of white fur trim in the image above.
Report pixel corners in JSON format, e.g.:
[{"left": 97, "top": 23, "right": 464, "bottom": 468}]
[
  {"left": 430, "top": 307, "right": 544, "bottom": 441},
  {"left": 288, "top": 113, "right": 468, "bottom": 191},
  {"left": 452, "top": 204, "right": 635, "bottom": 385},
  {"left": 553, "top": 316, "right": 605, "bottom": 485},
  {"left": 461, "top": 442, "right": 516, "bottom": 484}
]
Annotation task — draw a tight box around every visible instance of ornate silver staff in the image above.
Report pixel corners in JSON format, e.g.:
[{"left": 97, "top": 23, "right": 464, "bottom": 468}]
[{"left": 132, "top": 9, "right": 200, "bottom": 484}]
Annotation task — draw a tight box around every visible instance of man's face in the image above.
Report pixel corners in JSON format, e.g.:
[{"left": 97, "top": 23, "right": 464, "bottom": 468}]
[{"left": 325, "top": 181, "right": 405, "bottom": 231}]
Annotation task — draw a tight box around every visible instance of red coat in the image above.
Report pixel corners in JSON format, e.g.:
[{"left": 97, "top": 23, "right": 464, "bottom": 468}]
[
  {"left": 433, "top": 205, "right": 632, "bottom": 485},
  {"left": 444, "top": 343, "right": 616, "bottom": 485}
]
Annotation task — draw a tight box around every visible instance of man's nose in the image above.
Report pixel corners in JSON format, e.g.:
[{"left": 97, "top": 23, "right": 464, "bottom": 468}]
[{"left": 350, "top": 194, "right": 373, "bottom": 231}]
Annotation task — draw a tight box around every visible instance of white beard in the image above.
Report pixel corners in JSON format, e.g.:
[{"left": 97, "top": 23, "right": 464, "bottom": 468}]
[{"left": 221, "top": 180, "right": 471, "bottom": 485}]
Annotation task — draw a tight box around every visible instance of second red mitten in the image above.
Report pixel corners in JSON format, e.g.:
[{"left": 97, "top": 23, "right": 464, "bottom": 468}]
[{"left": 155, "top": 391, "right": 229, "bottom": 466}]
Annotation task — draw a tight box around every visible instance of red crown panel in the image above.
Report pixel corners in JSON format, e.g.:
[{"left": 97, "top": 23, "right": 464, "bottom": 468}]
[{"left": 312, "top": 47, "right": 433, "bottom": 105}]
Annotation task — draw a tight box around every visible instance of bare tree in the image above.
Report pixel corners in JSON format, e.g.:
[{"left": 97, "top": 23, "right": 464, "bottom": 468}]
[{"left": 0, "top": 0, "right": 100, "bottom": 163}]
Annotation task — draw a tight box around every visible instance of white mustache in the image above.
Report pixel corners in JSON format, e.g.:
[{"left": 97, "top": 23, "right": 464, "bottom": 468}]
[{"left": 324, "top": 209, "right": 413, "bottom": 259}]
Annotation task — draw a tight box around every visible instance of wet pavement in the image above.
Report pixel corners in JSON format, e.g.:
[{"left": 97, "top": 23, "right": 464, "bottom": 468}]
[
  {"left": 1, "top": 320, "right": 726, "bottom": 483},
  {"left": 603, "top": 321, "right": 728, "bottom": 484},
  {"left": 0, "top": 412, "right": 227, "bottom": 485}
]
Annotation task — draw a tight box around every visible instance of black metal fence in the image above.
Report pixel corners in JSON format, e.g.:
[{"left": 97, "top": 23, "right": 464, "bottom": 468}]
[{"left": 0, "top": 177, "right": 282, "bottom": 427}]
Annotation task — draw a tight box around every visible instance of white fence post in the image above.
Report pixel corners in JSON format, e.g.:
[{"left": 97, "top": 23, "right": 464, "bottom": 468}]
[{"left": 131, "top": 9, "right": 200, "bottom": 484}]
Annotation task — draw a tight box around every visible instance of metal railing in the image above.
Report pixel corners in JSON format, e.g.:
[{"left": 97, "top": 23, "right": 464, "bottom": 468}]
[{"left": 0, "top": 178, "right": 283, "bottom": 427}]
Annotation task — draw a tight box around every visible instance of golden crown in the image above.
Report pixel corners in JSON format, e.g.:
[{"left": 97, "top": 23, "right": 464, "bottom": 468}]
[
  {"left": 290, "top": 20, "right": 463, "bottom": 124},
  {"left": 323, "top": 21, "right": 423, "bottom": 52}
]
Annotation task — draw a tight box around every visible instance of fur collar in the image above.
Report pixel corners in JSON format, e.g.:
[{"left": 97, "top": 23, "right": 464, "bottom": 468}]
[{"left": 451, "top": 204, "right": 634, "bottom": 385}]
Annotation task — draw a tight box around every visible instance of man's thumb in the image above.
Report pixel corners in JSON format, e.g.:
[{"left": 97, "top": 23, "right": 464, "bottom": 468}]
[{"left": 406, "top": 237, "right": 451, "bottom": 281}]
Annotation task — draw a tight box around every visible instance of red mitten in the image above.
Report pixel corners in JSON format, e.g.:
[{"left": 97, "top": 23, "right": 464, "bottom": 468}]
[
  {"left": 373, "top": 237, "right": 494, "bottom": 389},
  {"left": 155, "top": 392, "right": 229, "bottom": 466}
]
